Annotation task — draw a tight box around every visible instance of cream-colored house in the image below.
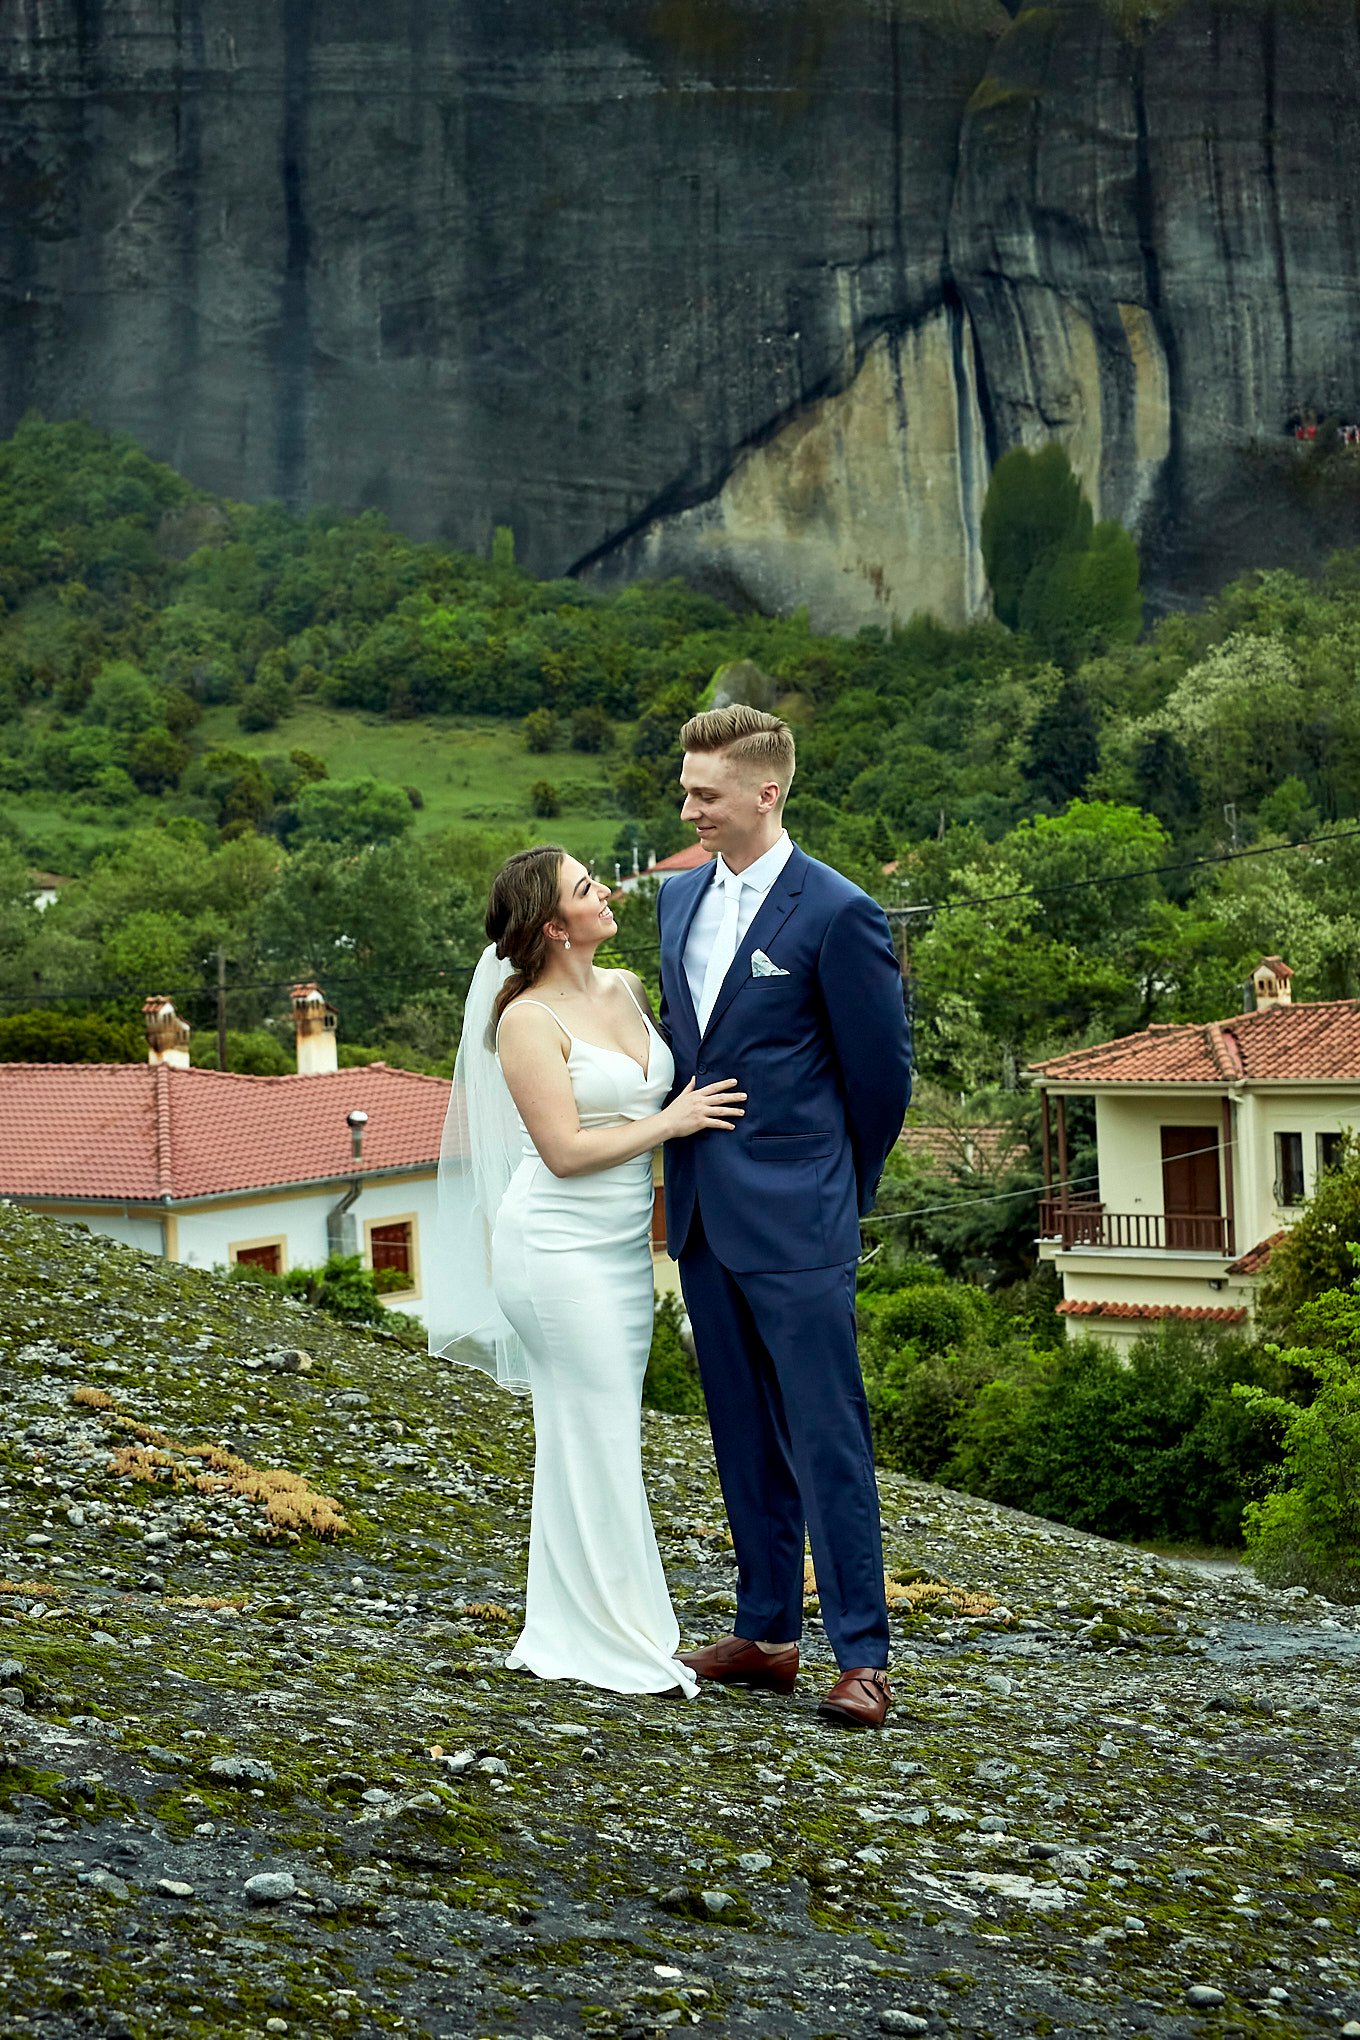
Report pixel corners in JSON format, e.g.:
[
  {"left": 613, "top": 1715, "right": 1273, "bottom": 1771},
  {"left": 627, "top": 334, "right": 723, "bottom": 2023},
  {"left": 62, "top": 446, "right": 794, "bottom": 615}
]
[{"left": 1030, "top": 959, "right": 1360, "bottom": 1347}]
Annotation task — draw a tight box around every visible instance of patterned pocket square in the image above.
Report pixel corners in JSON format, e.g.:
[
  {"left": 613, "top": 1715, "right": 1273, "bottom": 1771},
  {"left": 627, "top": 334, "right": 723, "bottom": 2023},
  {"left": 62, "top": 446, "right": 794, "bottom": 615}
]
[{"left": 751, "top": 949, "right": 790, "bottom": 978}]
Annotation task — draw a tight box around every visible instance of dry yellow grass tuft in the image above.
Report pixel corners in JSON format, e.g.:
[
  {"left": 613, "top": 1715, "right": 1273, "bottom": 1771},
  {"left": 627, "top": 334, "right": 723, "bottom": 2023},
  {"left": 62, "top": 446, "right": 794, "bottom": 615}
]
[
  {"left": 802, "top": 1557, "right": 998, "bottom": 1618},
  {"left": 71, "top": 1385, "right": 115, "bottom": 1410},
  {"left": 0, "top": 1579, "right": 59, "bottom": 1599},
  {"left": 72, "top": 1386, "right": 351, "bottom": 1541},
  {"left": 463, "top": 1602, "right": 516, "bottom": 1625}
]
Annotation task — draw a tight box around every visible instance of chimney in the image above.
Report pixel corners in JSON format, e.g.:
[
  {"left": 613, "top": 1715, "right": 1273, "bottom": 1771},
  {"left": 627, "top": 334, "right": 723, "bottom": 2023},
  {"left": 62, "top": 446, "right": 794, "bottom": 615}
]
[
  {"left": 291, "top": 981, "right": 339, "bottom": 1074},
  {"left": 1250, "top": 956, "right": 1294, "bottom": 1012},
  {"left": 143, "top": 996, "right": 190, "bottom": 1069}
]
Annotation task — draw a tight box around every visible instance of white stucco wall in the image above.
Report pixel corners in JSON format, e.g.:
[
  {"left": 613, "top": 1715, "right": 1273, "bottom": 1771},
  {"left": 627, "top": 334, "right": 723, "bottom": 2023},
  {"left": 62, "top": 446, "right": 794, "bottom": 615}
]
[
  {"left": 1091, "top": 1088, "right": 1359, "bottom": 1258},
  {"left": 1093, "top": 1094, "right": 1225, "bottom": 1225},
  {"left": 1049, "top": 1080, "right": 1360, "bottom": 1343},
  {"left": 174, "top": 1172, "right": 442, "bottom": 1320},
  {"left": 35, "top": 1207, "right": 166, "bottom": 1256},
  {"left": 1252, "top": 1090, "right": 1358, "bottom": 1237}
]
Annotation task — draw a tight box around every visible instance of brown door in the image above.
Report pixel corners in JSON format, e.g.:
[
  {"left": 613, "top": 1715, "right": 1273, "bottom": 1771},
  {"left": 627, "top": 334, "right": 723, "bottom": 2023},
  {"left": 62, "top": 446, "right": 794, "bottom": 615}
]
[{"left": 1161, "top": 1127, "right": 1222, "bottom": 1250}]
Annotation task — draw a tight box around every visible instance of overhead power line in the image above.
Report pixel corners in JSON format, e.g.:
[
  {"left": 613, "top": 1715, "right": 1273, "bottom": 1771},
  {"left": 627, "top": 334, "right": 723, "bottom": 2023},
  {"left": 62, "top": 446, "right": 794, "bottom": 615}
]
[
  {"left": 860, "top": 1134, "right": 1233, "bottom": 1230},
  {"left": 883, "top": 819, "right": 1360, "bottom": 921}
]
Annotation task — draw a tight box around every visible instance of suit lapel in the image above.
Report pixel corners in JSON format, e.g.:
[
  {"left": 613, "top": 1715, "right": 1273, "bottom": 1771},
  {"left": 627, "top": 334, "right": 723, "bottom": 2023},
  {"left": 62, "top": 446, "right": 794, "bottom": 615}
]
[
  {"left": 702, "top": 846, "right": 808, "bottom": 1040},
  {"left": 666, "top": 863, "right": 712, "bottom": 1036}
]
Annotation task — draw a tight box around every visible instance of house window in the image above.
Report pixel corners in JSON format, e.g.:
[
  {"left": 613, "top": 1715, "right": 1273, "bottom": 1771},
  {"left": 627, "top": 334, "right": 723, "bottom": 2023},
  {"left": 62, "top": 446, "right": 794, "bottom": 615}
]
[
  {"left": 1274, "top": 1131, "right": 1306, "bottom": 1207},
  {"left": 231, "top": 1240, "right": 283, "bottom": 1275},
  {"left": 366, "top": 1217, "right": 417, "bottom": 1294},
  {"left": 1318, "top": 1131, "right": 1346, "bottom": 1176}
]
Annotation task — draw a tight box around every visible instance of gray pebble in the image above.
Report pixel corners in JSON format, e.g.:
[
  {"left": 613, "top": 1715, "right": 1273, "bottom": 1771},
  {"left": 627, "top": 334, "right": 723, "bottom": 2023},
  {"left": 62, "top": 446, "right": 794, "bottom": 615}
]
[
  {"left": 157, "top": 1878, "right": 194, "bottom": 1898},
  {"left": 209, "top": 1756, "right": 276, "bottom": 1784},
  {"left": 737, "top": 1851, "right": 773, "bottom": 1874},
  {"left": 78, "top": 1868, "right": 130, "bottom": 1899},
  {"left": 1185, "top": 1985, "right": 1226, "bottom": 2009},
  {"left": 244, "top": 1871, "right": 297, "bottom": 1904},
  {"left": 700, "top": 1889, "right": 736, "bottom": 1915},
  {"left": 879, "top": 2015, "right": 930, "bottom": 2036},
  {"left": 0, "top": 1687, "right": 25, "bottom": 1709},
  {"left": 476, "top": 1756, "right": 509, "bottom": 1776}
]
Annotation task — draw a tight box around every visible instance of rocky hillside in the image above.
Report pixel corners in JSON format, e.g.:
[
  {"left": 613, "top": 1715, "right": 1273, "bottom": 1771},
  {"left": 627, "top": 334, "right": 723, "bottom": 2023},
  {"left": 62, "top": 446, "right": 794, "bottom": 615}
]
[
  {"left": 1, "top": 1197, "right": 1358, "bottom": 2037},
  {"left": 3, "top": 1, "right": 1359, "bottom": 631}
]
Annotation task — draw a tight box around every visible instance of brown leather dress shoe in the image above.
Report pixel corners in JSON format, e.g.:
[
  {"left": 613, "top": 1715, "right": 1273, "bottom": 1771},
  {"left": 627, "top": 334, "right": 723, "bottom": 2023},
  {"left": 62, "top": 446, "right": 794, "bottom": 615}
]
[
  {"left": 818, "top": 1666, "right": 892, "bottom": 1727},
  {"left": 677, "top": 1635, "right": 799, "bottom": 1694}
]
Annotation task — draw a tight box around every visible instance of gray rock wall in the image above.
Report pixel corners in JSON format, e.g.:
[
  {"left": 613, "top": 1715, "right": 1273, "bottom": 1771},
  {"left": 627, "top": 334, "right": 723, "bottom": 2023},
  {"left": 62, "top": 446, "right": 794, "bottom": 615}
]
[{"left": 3, "top": 0, "right": 1359, "bottom": 628}]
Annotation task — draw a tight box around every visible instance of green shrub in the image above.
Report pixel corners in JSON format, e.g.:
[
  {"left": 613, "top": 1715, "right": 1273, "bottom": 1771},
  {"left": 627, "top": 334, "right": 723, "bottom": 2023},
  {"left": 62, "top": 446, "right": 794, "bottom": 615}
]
[
  {"left": 522, "top": 708, "right": 557, "bottom": 753},
  {"left": 226, "top": 1253, "right": 388, "bottom": 1324},
  {"left": 643, "top": 1291, "right": 705, "bottom": 1416},
  {"left": 945, "top": 1324, "right": 1293, "bottom": 1546},
  {"left": 0, "top": 1008, "right": 143, "bottom": 1063},
  {"left": 860, "top": 1280, "right": 1017, "bottom": 1480},
  {"left": 1236, "top": 1270, "right": 1360, "bottom": 1601},
  {"left": 188, "top": 1028, "right": 293, "bottom": 1076}
]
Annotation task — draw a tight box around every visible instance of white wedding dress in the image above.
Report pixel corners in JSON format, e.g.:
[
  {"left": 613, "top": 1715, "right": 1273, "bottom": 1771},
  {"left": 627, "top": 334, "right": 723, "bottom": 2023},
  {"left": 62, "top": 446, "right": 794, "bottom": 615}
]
[{"left": 491, "top": 990, "right": 699, "bottom": 1697}]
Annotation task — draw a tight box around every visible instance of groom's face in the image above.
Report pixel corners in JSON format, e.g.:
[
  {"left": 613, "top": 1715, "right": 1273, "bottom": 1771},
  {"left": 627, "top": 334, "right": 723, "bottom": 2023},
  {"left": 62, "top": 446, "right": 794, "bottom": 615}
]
[{"left": 680, "top": 748, "right": 777, "bottom": 861}]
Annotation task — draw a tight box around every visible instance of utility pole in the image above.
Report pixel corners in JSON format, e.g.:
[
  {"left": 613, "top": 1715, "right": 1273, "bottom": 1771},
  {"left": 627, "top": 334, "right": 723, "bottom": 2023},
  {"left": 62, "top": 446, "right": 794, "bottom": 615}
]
[
  {"left": 883, "top": 906, "right": 920, "bottom": 1039},
  {"left": 216, "top": 947, "right": 227, "bottom": 1071}
]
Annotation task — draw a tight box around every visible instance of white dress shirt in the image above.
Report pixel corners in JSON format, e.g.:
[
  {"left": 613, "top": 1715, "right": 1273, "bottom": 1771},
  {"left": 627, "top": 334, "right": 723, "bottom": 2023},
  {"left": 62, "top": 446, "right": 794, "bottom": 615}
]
[{"left": 683, "top": 829, "right": 794, "bottom": 1022}]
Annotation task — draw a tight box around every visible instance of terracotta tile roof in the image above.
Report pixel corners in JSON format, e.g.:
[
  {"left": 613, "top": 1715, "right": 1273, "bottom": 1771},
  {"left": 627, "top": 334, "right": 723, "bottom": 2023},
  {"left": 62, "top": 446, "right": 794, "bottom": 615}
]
[
  {"left": 898, "top": 1124, "right": 1027, "bottom": 1171},
  {"left": 1226, "top": 1230, "right": 1287, "bottom": 1277},
  {"left": 1031, "top": 999, "right": 1360, "bottom": 1085},
  {"left": 0, "top": 1063, "right": 453, "bottom": 1204},
  {"left": 1057, "top": 1299, "right": 1248, "bottom": 1325},
  {"left": 652, "top": 843, "right": 711, "bottom": 874}
]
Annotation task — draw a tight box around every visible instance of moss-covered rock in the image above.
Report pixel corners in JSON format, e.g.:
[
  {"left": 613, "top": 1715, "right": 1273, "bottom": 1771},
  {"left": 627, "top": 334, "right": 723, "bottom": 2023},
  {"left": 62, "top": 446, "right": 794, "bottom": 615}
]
[{"left": 0, "top": 1200, "right": 1358, "bottom": 2036}]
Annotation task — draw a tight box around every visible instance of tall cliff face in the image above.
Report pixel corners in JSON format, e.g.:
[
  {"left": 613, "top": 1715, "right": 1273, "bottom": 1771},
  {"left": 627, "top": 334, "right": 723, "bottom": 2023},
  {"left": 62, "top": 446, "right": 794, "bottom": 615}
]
[{"left": 3, "top": 0, "right": 1359, "bottom": 630}]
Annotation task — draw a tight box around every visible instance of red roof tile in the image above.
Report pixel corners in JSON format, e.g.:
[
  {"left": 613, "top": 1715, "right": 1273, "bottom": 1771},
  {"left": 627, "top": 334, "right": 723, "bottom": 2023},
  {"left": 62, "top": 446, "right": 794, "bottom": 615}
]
[
  {"left": 1057, "top": 1299, "right": 1248, "bottom": 1324},
  {"left": 0, "top": 1063, "right": 452, "bottom": 1204},
  {"left": 1031, "top": 999, "right": 1360, "bottom": 1085},
  {"left": 898, "top": 1124, "right": 1027, "bottom": 1170},
  {"left": 652, "top": 843, "right": 711, "bottom": 873},
  {"left": 1226, "top": 1230, "right": 1287, "bottom": 1277}
]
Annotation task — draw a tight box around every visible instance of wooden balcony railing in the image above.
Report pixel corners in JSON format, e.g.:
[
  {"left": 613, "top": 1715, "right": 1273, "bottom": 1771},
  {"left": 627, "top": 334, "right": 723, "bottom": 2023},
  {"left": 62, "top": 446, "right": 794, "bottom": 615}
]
[{"left": 1039, "top": 1198, "right": 1235, "bottom": 1256}]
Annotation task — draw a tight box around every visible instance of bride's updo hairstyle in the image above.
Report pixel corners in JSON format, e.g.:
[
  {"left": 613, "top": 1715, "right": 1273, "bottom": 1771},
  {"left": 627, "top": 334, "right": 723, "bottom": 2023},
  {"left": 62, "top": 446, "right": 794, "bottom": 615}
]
[{"left": 485, "top": 844, "right": 568, "bottom": 1035}]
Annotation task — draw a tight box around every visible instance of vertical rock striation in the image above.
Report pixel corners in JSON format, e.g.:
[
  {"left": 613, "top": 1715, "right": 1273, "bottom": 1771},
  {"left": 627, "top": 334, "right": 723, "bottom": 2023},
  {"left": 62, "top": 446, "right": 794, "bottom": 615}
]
[{"left": 2, "top": 0, "right": 1359, "bottom": 629}]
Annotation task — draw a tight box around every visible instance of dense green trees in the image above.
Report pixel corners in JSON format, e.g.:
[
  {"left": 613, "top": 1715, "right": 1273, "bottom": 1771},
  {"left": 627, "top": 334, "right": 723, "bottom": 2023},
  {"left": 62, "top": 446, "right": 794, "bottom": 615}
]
[
  {"left": 979, "top": 442, "right": 1141, "bottom": 667},
  {"left": 9, "top": 411, "right": 1360, "bottom": 1094}
]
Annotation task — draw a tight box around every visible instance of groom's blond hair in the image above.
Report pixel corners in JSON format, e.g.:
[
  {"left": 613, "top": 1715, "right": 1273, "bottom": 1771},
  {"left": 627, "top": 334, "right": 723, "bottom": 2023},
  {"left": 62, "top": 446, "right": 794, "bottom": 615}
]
[{"left": 679, "top": 703, "right": 796, "bottom": 799}]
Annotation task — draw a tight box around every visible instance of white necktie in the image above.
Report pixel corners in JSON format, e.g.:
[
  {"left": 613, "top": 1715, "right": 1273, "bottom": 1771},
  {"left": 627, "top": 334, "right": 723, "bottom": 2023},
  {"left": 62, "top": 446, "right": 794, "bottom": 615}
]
[{"left": 697, "top": 869, "right": 744, "bottom": 1034}]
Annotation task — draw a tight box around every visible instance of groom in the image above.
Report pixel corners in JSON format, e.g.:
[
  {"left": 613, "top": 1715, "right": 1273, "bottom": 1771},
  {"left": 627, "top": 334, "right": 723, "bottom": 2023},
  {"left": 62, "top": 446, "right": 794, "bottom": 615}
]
[{"left": 657, "top": 704, "right": 912, "bottom": 1727}]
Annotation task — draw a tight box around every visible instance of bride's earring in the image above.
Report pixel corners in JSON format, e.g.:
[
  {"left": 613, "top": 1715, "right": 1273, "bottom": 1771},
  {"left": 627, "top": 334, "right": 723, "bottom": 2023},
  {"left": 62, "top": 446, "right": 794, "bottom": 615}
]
[{"left": 564, "top": 938, "right": 572, "bottom": 951}]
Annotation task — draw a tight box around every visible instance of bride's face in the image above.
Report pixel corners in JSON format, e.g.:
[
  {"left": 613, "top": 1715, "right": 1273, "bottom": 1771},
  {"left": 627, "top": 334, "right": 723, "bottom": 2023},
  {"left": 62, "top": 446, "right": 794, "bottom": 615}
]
[{"left": 549, "top": 855, "right": 617, "bottom": 950}]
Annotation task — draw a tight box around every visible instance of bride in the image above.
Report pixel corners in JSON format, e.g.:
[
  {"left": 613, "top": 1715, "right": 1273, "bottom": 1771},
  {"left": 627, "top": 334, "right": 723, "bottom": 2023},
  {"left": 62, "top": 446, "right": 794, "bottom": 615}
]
[{"left": 431, "top": 844, "right": 744, "bottom": 1695}]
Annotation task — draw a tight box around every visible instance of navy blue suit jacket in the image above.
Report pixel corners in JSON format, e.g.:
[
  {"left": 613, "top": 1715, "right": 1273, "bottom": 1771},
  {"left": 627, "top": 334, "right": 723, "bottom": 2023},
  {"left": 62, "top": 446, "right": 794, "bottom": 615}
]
[{"left": 658, "top": 844, "right": 913, "bottom": 1273}]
